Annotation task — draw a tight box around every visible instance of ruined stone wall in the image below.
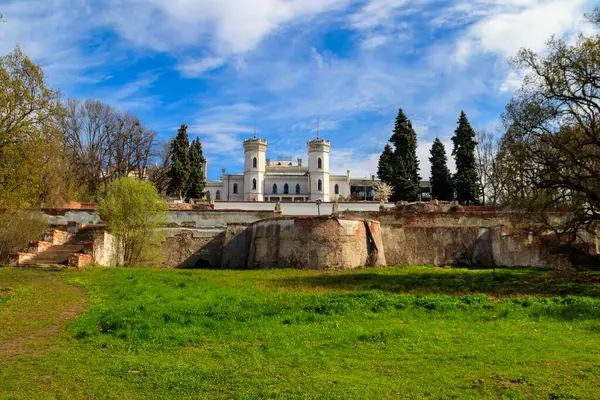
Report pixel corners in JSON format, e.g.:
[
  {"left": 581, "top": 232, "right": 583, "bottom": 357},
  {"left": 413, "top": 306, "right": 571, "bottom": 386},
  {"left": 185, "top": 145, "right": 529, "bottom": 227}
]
[
  {"left": 41, "top": 208, "right": 274, "bottom": 228},
  {"left": 380, "top": 225, "right": 552, "bottom": 267},
  {"left": 92, "top": 230, "right": 122, "bottom": 267},
  {"left": 221, "top": 224, "right": 252, "bottom": 269},
  {"left": 247, "top": 217, "right": 386, "bottom": 270},
  {"left": 158, "top": 228, "right": 225, "bottom": 268}
]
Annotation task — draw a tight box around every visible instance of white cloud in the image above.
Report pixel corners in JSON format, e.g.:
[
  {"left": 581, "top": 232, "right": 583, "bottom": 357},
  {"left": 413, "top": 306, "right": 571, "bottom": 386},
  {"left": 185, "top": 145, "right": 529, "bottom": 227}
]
[
  {"left": 103, "top": 0, "right": 349, "bottom": 55},
  {"left": 177, "top": 57, "right": 226, "bottom": 77},
  {"left": 330, "top": 149, "right": 380, "bottom": 178},
  {"left": 455, "top": 0, "right": 590, "bottom": 64},
  {"left": 499, "top": 70, "right": 523, "bottom": 93},
  {"left": 361, "top": 34, "right": 390, "bottom": 49},
  {"left": 348, "top": 0, "right": 409, "bottom": 30}
]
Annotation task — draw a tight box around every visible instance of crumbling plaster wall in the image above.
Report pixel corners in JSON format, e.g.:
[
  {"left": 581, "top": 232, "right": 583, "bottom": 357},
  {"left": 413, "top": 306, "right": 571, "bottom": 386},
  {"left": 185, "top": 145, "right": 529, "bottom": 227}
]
[
  {"left": 247, "top": 217, "right": 386, "bottom": 270},
  {"left": 158, "top": 228, "right": 225, "bottom": 268}
]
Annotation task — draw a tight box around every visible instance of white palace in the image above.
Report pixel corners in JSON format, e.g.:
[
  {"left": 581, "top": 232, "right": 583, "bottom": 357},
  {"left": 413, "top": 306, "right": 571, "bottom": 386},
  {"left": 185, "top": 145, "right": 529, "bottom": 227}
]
[{"left": 205, "top": 135, "right": 354, "bottom": 202}]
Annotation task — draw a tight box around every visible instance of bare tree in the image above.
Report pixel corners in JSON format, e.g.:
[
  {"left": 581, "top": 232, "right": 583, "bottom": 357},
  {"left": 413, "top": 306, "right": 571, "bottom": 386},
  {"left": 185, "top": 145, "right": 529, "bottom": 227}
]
[
  {"left": 501, "top": 9, "right": 600, "bottom": 241},
  {"left": 475, "top": 130, "right": 493, "bottom": 205},
  {"left": 148, "top": 139, "right": 173, "bottom": 195},
  {"left": 61, "top": 98, "right": 157, "bottom": 199}
]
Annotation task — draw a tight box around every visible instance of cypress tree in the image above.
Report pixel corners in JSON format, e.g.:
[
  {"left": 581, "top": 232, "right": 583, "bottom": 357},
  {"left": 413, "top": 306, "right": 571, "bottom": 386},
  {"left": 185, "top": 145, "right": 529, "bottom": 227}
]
[
  {"left": 380, "top": 108, "right": 420, "bottom": 202},
  {"left": 167, "top": 124, "right": 191, "bottom": 200},
  {"left": 188, "top": 137, "right": 206, "bottom": 199},
  {"left": 429, "top": 138, "right": 454, "bottom": 201},
  {"left": 452, "top": 111, "right": 479, "bottom": 205}
]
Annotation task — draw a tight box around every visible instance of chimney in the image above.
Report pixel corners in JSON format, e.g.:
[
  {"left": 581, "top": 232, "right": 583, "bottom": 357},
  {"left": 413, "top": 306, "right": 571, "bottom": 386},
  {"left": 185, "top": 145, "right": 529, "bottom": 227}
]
[
  {"left": 221, "top": 168, "right": 226, "bottom": 179},
  {"left": 372, "top": 174, "right": 375, "bottom": 180},
  {"left": 298, "top": 158, "right": 303, "bottom": 166},
  {"left": 203, "top": 160, "right": 208, "bottom": 180},
  {"left": 266, "top": 158, "right": 270, "bottom": 165}
]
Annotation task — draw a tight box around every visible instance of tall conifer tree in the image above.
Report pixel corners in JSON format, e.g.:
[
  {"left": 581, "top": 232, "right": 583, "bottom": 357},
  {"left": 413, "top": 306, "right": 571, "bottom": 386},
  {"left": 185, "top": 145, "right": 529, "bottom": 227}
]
[
  {"left": 188, "top": 137, "right": 206, "bottom": 199},
  {"left": 378, "top": 108, "right": 420, "bottom": 201},
  {"left": 429, "top": 138, "right": 454, "bottom": 201},
  {"left": 451, "top": 111, "right": 479, "bottom": 205},
  {"left": 377, "top": 144, "right": 395, "bottom": 185},
  {"left": 167, "top": 124, "right": 191, "bottom": 200}
]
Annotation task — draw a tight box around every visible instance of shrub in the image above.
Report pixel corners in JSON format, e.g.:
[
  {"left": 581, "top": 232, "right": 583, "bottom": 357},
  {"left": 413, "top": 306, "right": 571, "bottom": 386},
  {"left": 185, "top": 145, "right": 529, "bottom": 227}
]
[
  {"left": 0, "top": 211, "right": 47, "bottom": 263},
  {"left": 97, "top": 177, "right": 168, "bottom": 266}
]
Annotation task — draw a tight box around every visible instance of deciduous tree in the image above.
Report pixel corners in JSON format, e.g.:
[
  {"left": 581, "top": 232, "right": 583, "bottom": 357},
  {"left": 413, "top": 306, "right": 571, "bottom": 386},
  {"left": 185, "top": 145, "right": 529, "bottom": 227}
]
[
  {"left": 97, "top": 177, "right": 168, "bottom": 266},
  {"left": 500, "top": 8, "right": 600, "bottom": 241},
  {"left": 0, "top": 46, "right": 63, "bottom": 210}
]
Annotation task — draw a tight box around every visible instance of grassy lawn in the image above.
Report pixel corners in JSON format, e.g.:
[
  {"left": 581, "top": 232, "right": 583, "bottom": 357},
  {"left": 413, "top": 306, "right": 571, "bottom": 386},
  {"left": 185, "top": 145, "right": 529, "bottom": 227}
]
[{"left": 1, "top": 266, "right": 600, "bottom": 399}]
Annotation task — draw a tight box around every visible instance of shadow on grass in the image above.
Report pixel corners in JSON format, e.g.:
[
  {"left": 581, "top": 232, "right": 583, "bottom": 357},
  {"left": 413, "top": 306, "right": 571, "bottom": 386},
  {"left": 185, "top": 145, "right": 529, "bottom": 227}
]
[{"left": 280, "top": 268, "right": 600, "bottom": 298}]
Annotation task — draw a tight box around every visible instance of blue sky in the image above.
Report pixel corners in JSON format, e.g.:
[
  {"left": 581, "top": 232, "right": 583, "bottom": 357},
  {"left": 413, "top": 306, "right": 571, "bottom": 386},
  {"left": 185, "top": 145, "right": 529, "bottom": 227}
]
[{"left": 0, "top": 0, "right": 595, "bottom": 179}]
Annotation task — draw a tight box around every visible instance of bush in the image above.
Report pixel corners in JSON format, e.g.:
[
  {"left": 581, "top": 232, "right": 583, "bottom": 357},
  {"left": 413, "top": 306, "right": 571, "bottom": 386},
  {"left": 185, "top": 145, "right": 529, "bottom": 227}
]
[
  {"left": 0, "top": 211, "right": 47, "bottom": 263},
  {"left": 97, "top": 177, "right": 168, "bottom": 266}
]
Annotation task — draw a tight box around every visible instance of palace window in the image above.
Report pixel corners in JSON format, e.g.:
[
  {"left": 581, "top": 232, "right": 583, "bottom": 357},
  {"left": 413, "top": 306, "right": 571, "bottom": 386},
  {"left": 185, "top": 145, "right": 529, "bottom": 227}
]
[
  {"left": 296, "top": 184, "right": 301, "bottom": 194},
  {"left": 335, "top": 184, "right": 339, "bottom": 195},
  {"left": 253, "top": 157, "right": 257, "bottom": 168},
  {"left": 273, "top": 184, "right": 278, "bottom": 194},
  {"left": 284, "top": 183, "right": 289, "bottom": 194},
  {"left": 318, "top": 179, "right": 322, "bottom": 191},
  {"left": 216, "top": 190, "right": 221, "bottom": 200},
  {"left": 318, "top": 158, "right": 322, "bottom": 169},
  {"left": 233, "top": 183, "right": 238, "bottom": 194},
  {"left": 252, "top": 179, "right": 257, "bottom": 190}
]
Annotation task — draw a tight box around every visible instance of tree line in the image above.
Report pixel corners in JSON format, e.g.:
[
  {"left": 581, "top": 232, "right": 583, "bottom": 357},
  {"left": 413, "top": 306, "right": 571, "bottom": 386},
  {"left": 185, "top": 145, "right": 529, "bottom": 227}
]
[
  {"left": 378, "top": 8, "right": 600, "bottom": 244},
  {"left": 0, "top": 41, "right": 206, "bottom": 261},
  {"left": 377, "top": 109, "right": 479, "bottom": 204}
]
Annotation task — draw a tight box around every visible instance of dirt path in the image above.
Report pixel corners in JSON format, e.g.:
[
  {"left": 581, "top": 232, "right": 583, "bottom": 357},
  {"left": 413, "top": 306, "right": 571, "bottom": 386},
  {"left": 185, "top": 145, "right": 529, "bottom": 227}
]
[{"left": 0, "top": 275, "right": 87, "bottom": 357}]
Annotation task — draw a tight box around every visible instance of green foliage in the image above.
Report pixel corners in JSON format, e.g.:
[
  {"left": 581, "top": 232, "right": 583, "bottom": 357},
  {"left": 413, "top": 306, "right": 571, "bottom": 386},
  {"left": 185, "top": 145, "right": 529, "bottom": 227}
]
[
  {"left": 377, "top": 144, "right": 394, "bottom": 184},
  {"left": 0, "top": 211, "right": 47, "bottom": 263},
  {"left": 97, "top": 177, "right": 168, "bottom": 266},
  {"left": 0, "top": 45, "right": 63, "bottom": 210},
  {"left": 378, "top": 109, "right": 421, "bottom": 202},
  {"left": 167, "top": 124, "right": 191, "bottom": 200},
  {"left": 429, "top": 138, "right": 454, "bottom": 201},
  {"left": 187, "top": 137, "right": 206, "bottom": 199},
  {"left": 452, "top": 111, "right": 480, "bottom": 205}
]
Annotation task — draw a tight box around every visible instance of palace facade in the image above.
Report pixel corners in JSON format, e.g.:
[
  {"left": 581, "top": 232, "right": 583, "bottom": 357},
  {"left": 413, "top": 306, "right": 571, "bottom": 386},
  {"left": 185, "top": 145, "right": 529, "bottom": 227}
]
[{"left": 205, "top": 136, "right": 353, "bottom": 202}]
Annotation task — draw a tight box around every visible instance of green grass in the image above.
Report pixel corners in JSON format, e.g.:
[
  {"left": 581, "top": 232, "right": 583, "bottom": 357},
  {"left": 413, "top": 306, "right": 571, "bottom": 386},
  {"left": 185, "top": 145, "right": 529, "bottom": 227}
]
[{"left": 2, "top": 266, "right": 600, "bottom": 399}]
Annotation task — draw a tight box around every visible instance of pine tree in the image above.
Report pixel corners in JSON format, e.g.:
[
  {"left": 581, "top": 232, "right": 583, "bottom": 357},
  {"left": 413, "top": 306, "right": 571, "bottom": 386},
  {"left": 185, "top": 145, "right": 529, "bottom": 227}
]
[
  {"left": 452, "top": 111, "right": 479, "bottom": 205},
  {"left": 188, "top": 137, "right": 206, "bottom": 199},
  {"left": 378, "top": 108, "right": 420, "bottom": 202},
  {"left": 167, "top": 124, "right": 191, "bottom": 200},
  {"left": 377, "top": 144, "right": 394, "bottom": 184},
  {"left": 429, "top": 138, "right": 454, "bottom": 201}
]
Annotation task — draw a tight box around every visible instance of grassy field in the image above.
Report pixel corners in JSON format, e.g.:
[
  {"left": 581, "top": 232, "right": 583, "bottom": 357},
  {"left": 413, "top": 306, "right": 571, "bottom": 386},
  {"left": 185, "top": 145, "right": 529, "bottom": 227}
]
[{"left": 1, "top": 266, "right": 600, "bottom": 399}]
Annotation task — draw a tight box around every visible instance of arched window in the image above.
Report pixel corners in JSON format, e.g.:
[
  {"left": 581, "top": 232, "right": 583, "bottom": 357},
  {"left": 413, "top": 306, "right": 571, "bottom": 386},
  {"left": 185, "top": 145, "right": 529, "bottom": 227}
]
[
  {"left": 318, "top": 158, "right": 322, "bottom": 169},
  {"left": 253, "top": 157, "right": 257, "bottom": 168},
  {"left": 273, "top": 184, "right": 278, "bottom": 194},
  {"left": 284, "top": 183, "right": 289, "bottom": 194},
  {"left": 216, "top": 190, "right": 221, "bottom": 200},
  {"left": 233, "top": 183, "right": 238, "bottom": 194},
  {"left": 296, "top": 184, "right": 300, "bottom": 194},
  {"left": 335, "top": 184, "right": 339, "bottom": 194},
  {"left": 318, "top": 179, "right": 322, "bottom": 191},
  {"left": 252, "top": 179, "right": 257, "bottom": 190}
]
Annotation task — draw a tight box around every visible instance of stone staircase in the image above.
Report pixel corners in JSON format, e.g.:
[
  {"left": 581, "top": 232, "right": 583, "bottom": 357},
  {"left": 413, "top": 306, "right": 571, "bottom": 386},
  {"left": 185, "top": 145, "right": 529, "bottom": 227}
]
[{"left": 12, "top": 226, "right": 98, "bottom": 267}]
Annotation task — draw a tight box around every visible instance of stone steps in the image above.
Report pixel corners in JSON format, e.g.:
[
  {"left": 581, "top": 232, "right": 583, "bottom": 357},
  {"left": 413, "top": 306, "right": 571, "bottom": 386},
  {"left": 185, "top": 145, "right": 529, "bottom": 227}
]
[{"left": 20, "top": 230, "right": 95, "bottom": 266}]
